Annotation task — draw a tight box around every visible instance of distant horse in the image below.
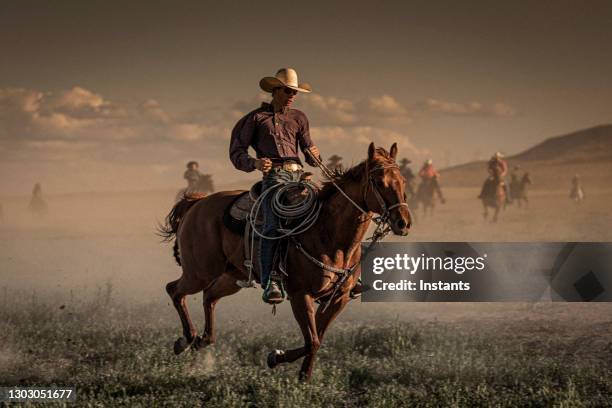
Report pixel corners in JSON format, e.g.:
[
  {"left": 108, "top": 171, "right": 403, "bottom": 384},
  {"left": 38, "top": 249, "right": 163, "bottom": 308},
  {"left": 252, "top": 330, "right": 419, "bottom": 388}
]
[
  {"left": 159, "top": 143, "right": 411, "bottom": 381},
  {"left": 481, "top": 174, "right": 506, "bottom": 222},
  {"left": 175, "top": 174, "right": 215, "bottom": 202},
  {"left": 510, "top": 173, "right": 532, "bottom": 209},
  {"left": 414, "top": 178, "right": 438, "bottom": 217}
]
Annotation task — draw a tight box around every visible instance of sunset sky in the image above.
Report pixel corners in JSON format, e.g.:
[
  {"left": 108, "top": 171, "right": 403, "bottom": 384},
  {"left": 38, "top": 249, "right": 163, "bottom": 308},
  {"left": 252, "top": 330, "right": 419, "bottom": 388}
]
[{"left": 1, "top": 1, "right": 612, "bottom": 194}]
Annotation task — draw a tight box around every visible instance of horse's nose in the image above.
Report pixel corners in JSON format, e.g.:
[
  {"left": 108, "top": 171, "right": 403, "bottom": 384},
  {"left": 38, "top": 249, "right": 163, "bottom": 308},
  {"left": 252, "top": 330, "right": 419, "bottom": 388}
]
[{"left": 395, "top": 218, "right": 410, "bottom": 235}]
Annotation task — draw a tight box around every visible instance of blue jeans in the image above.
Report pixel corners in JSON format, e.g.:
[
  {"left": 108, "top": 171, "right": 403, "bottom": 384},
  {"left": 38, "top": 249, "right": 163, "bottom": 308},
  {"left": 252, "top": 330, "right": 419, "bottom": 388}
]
[{"left": 259, "top": 168, "right": 303, "bottom": 287}]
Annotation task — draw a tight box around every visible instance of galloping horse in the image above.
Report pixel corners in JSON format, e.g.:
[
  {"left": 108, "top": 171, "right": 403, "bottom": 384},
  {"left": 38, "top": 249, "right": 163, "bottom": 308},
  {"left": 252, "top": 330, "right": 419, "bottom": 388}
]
[
  {"left": 510, "top": 173, "right": 532, "bottom": 209},
  {"left": 481, "top": 173, "right": 506, "bottom": 222},
  {"left": 414, "top": 177, "right": 438, "bottom": 217},
  {"left": 160, "top": 143, "right": 411, "bottom": 381}
]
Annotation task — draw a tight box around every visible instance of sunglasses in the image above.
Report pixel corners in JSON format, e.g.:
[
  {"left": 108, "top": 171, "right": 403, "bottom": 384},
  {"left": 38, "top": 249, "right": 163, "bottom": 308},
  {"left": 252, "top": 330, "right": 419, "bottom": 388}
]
[{"left": 281, "top": 87, "right": 298, "bottom": 96}]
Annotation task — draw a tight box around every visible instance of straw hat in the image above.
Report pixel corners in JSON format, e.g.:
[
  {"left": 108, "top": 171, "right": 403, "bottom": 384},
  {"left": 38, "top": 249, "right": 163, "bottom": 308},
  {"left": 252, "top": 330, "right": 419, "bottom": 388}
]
[
  {"left": 494, "top": 151, "right": 504, "bottom": 159},
  {"left": 259, "top": 68, "right": 312, "bottom": 93}
]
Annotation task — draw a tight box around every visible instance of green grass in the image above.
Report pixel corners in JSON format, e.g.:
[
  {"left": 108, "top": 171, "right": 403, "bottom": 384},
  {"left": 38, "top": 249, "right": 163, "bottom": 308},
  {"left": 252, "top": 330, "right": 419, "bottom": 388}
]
[{"left": 1, "top": 290, "right": 611, "bottom": 407}]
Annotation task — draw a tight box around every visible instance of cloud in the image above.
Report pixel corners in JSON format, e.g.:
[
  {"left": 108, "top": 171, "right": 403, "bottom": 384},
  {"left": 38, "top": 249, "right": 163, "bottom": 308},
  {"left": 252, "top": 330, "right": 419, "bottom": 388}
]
[
  {"left": 139, "top": 99, "right": 170, "bottom": 123},
  {"left": 363, "top": 95, "right": 408, "bottom": 117},
  {"left": 43, "top": 86, "right": 123, "bottom": 119},
  {"left": 311, "top": 126, "right": 428, "bottom": 165},
  {"left": 417, "top": 98, "right": 516, "bottom": 117},
  {"left": 299, "top": 93, "right": 410, "bottom": 126},
  {"left": 0, "top": 85, "right": 428, "bottom": 193},
  {"left": 0, "top": 86, "right": 229, "bottom": 145}
]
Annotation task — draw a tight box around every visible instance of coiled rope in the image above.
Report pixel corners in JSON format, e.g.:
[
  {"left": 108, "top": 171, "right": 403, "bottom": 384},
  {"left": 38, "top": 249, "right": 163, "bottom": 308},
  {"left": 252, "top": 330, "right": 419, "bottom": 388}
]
[{"left": 238, "top": 178, "right": 322, "bottom": 288}]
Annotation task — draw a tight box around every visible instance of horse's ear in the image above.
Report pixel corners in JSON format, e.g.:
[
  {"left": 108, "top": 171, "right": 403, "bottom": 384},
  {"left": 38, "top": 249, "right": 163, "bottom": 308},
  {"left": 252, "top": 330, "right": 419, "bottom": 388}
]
[
  {"left": 390, "top": 143, "right": 398, "bottom": 160},
  {"left": 368, "top": 142, "right": 376, "bottom": 161}
]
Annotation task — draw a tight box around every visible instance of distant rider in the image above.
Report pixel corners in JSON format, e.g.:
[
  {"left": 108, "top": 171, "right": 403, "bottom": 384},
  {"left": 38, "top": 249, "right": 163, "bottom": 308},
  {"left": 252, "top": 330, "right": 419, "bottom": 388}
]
[
  {"left": 479, "top": 152, "right": 511, "bottom": 203},
  {"left": 418, "top": 159, "right": 445, "bottom": 203},
  {"left": 183, "top": 161, "right": 201, "bottom": 191}
]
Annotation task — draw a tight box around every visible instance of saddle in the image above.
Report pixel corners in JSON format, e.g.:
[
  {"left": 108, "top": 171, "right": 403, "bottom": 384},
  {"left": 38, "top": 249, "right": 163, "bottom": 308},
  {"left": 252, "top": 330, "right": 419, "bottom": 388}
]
[{"left": 221, "top": 173, "right": 315, "bottom": 284}]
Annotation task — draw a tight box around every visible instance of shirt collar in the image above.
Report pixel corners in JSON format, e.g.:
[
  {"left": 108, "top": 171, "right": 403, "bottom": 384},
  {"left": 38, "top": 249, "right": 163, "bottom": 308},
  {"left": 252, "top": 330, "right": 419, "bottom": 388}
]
[{"left": 261, "top": 102, "right": 288, "bottom": 114}]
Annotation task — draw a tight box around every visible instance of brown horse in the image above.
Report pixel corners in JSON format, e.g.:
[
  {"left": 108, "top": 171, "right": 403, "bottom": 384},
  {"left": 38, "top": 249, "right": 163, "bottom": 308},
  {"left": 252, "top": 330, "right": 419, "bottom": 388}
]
[
  {"left": 481, "top": 174, "right": 506, "bottom": 222},
  {"left": 414, "top": 178, "right": 438, "bottom": 217},
  {"left": 160, "top": 142, "right": 411, "bottom": 381}
]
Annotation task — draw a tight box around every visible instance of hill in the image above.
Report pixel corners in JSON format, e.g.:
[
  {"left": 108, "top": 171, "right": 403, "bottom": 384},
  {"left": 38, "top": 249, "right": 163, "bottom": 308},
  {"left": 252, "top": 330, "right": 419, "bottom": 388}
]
[{"left": 440, "top": 125, "right": 612, "bottom": 189}]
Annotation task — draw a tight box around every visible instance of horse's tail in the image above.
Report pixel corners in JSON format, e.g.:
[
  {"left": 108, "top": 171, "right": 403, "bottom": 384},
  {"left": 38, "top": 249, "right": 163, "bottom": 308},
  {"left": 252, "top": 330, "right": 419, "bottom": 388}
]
[{"left": 157, "top": 193, "right": 207, "bottom": 266}]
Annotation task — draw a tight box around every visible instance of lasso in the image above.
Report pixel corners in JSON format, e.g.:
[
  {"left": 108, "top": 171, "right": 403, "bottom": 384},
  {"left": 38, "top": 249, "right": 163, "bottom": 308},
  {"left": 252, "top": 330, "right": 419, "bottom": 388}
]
[{"left": 238, "top": 179, "right": 322, "bottom": 287}]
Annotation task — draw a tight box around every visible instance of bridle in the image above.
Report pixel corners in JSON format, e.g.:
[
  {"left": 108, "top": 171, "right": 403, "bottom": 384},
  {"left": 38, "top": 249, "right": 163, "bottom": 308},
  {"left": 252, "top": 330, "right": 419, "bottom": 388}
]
[
  {"left": 294, "top": 154, "right": 411, "bottom": 311},
  {"left": 364, "top": 163, "right": 411, "bottom": 225}
]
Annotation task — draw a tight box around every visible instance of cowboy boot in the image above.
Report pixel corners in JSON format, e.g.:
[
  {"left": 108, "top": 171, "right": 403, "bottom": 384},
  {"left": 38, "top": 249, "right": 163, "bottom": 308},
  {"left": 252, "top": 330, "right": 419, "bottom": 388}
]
[{"left": 262, "top": 275, "right": 284, "bottom": 304}]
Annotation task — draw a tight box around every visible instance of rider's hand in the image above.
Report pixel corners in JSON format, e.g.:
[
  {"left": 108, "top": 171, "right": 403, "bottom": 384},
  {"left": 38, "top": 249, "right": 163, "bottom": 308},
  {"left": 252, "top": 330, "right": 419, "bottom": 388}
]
[
  {"left": 307, "top": 145, "right": 320, "bottom": 160},
  {"left": 255, "top": 158, "right": 272, "bottom": 173}
]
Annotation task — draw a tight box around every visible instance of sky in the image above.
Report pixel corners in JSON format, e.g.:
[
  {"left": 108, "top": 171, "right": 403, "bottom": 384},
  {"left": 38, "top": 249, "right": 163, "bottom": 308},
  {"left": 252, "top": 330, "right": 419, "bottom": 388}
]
[{"left": 1, "top": 0, "right": 612, "bottom": 194}]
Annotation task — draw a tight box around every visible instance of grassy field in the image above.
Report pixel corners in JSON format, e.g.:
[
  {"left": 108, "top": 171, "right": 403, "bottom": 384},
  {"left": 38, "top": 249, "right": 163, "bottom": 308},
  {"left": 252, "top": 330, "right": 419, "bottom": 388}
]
[
  {"left": 1, "top": 289, "right": 612, "bottom": 407},
  {"left": 1, "top": 187, "right": 612, "bottom": 406}
]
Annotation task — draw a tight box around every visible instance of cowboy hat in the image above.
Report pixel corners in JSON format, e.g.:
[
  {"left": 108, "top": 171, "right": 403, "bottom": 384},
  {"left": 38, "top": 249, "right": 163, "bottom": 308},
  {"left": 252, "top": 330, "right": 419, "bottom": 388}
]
[
  {"left": 425, "top": 159, "right": 433, "bottom": 165},
  {"left": 494, "top": 151, "right": 504, "bottom": 159},
  {"left": 259, "top": 68, "right": 312, "bottom": 93}
]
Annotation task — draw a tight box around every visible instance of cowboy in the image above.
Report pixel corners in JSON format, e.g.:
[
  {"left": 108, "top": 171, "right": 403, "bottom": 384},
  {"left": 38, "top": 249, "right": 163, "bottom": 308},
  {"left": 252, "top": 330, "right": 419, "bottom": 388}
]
[
  {"left": 479, "top": 152, "right": 511, "bottom": 203},
  {"left": 183, "top": 161, "right": 201, "bottom": 190},
  {"left": 418, "top": 159, "right": 445, "bottom": 203},
  {"left": 229, "top": 68, "right": 321, "bottom": 304},
  {"left": 399, "top": 158, "right": 416, "bottom": 198}
]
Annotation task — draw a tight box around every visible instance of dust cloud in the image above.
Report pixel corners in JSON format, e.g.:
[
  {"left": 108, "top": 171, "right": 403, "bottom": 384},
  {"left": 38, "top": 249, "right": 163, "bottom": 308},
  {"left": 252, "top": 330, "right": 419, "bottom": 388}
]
[{"left": 1, "top": 172, "right": 611, "bottom": 330}]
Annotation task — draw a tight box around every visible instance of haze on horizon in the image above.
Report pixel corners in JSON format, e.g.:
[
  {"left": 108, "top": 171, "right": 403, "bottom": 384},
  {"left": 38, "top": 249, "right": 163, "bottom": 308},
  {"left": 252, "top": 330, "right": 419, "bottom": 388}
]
[{"left": 1, "top": 0, "right": 612, "bottom": 195}]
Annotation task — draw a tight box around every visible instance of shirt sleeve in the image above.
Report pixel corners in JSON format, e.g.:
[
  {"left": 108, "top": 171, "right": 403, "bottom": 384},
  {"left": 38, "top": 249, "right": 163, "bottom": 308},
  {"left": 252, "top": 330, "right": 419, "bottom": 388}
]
[
  {"left": 229, "top": 112, "right": 257, "bottom": 172},
  {"left": 297, "top": 113, "right": 317, "bottom": 166}
]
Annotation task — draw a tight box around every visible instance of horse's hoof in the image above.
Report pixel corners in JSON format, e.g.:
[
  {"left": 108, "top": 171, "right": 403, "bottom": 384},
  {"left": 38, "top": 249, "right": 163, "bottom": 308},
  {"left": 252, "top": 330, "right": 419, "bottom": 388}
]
[
  {"left": 267, "top": 349, "right": 285, "bottom": 369},
  {"left": 173, "top": 337, "right": 193, "bottom": 355},
  {"left": 192, "top": 335, "right": 213, "bottom": 351}
]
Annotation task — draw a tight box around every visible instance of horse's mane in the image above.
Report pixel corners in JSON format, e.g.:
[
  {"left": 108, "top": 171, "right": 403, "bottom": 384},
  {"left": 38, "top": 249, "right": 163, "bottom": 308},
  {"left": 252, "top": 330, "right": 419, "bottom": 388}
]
[{"left": 318, "top": 147, "right": 394, "bottom": 202}]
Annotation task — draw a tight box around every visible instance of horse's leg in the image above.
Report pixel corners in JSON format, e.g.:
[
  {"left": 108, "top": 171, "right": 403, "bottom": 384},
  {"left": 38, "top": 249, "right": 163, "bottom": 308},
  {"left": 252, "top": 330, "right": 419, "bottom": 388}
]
[
  {"left": 166, "top": 277, "right": 202, "bottom": 354},
  {"left": 193, "top": 273, "right": 241, "bottom": 350},
  {"left": 271, "top": 293, "right": 318, "bottom": 381},
  {"left": 269, "top": 293, "right": 351, "bottom": 369},
  {"left": 314, "top": 294, "right": 350, "bottom": 342}
]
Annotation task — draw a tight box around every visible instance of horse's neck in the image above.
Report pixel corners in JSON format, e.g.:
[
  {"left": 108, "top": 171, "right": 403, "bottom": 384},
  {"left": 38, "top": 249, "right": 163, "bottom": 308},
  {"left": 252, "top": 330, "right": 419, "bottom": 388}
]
[{"left": 311, "top": 181, "right": 371, "bottom": 262}]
